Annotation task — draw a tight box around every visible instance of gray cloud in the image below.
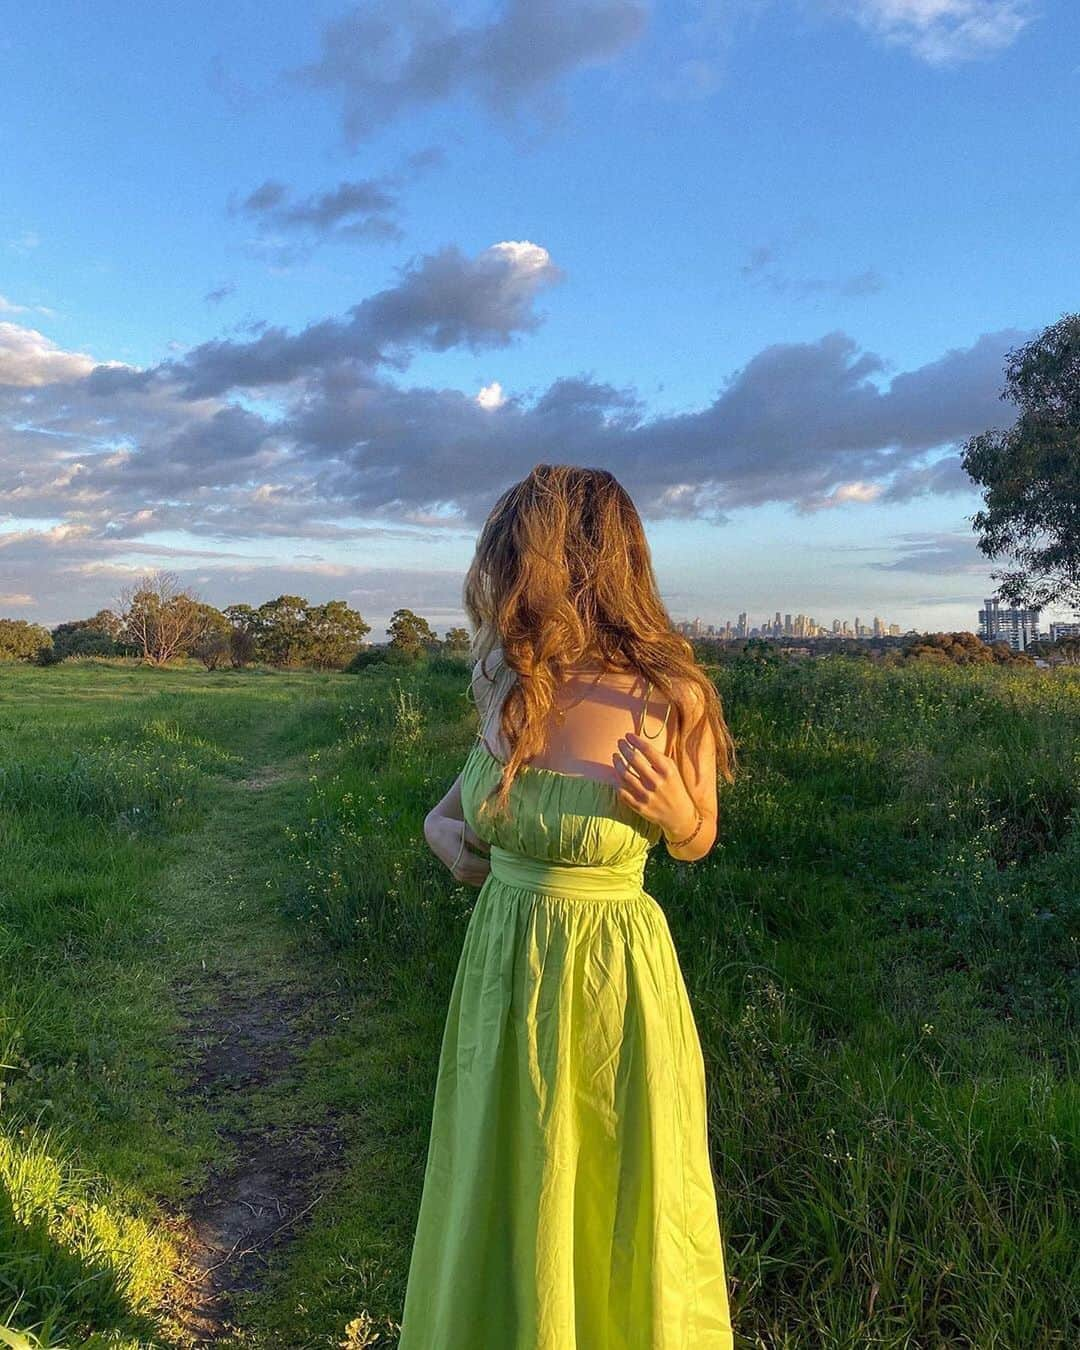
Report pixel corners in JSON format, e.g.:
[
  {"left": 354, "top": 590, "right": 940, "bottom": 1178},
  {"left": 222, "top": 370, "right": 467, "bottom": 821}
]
[
  {"left": 741, "top": 244, "right": 885, "bottom": 299},
  {"left": 91, "top": 240, "right": 563, "bottom": 402},
  {"left": 204, "top": 282, "right": 237, "bottom": 305},
  {"left": 282, "top": 0, "right": 649, "bottom": 143},
  {"left": 2, "top": 320, "right": 1025, "bottom": 539},
  {"left": 868, "top": 531, "right": 997, "bottom": 576},
  {"left": 1, "top": 248, "right": 1028, "bottom": 625},
  {"left": 228, "top": 152, "right": 449, "bottom": 262},
  {"left": 232, "top": 174, "right": 405, "bottom": 257}
]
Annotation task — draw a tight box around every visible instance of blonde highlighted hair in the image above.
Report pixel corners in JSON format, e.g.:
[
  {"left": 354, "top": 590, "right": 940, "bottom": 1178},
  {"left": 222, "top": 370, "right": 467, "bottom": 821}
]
[{"left": 463, "top": 463, "right": 736, "bottom": 817}]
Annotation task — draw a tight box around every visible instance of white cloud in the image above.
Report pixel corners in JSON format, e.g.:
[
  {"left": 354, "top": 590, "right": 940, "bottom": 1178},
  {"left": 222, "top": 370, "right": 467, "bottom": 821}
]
[
  {"left": 842, "top": 0, "right": 1033, "bottom": 63},
  {"left": 476, "top": 380, "right": 506, "bottom": 410},
  {"left": 801, "top": 479, "right": 885, "bottom": 510},
  {"left": 487, "top": 241, "right": 554, "bottom": 276},
  {"left": 0, "top": 322, "right": 128, "bottom": 388},
  {"left": 0, "top": 592, "right": 35, "bottom": 606}
]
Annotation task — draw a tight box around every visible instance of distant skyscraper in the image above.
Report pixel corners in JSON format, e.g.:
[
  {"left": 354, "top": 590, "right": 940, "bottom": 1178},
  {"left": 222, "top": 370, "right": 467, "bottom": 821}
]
[{"left": 979, "top": 597, "right": 1040, "bottom": 651}]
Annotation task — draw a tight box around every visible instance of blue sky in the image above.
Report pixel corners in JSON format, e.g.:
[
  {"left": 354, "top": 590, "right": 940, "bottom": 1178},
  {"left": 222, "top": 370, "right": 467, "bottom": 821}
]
[{"left": 1, "top": 1, "right": 1076, "bottom": 637}]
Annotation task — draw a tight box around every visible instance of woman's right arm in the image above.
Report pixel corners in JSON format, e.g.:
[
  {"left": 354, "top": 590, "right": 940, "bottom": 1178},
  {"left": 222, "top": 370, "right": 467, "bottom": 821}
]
[
  {"left": 424, "top": 772, "right": 491, "bottom": 887},
  {"left": 423, "top": 654, "right": 497, "bottom": 888}
]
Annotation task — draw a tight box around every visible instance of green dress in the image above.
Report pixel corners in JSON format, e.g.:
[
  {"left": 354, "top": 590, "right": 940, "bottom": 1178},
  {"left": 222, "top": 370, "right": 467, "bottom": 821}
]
[{"left": 398, "top": 718, "right": 734, "bottom": 1348}]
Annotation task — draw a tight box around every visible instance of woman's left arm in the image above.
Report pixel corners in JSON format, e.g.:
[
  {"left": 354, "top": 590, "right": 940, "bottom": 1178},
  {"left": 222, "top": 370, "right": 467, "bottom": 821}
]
[{"left": 424, "top": 772, "right": 491, "bottom": 887}]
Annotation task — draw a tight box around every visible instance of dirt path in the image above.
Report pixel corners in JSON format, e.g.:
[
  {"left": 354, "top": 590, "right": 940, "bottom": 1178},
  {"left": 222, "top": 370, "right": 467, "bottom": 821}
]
[{"left": 153, "top": 748, "right": 349, "bottom": 1345}]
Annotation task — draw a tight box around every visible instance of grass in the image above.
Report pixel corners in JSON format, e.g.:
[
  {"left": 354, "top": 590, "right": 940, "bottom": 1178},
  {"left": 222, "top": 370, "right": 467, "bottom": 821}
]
[
  {"left": 262, "top": 656, "right": 1079, "bottom": 1348},
  {"left": 1, "top": 656, "right": 1077, "bottom": 1347},
  {"left": 0, "top": 662, "right": 352, "bottom": 1348}
]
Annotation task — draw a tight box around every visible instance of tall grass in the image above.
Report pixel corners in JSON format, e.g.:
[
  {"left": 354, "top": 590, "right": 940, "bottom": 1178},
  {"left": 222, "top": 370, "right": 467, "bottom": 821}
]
[
  {"left": 0, "top": 664, "right": 311, "bottom": 1345},
  {"left": 276, "top": 656, "right": 1079, "bottom": 1347},
  {"left": 2, "top": 657, "right": 1075, "bottom": 1346}
]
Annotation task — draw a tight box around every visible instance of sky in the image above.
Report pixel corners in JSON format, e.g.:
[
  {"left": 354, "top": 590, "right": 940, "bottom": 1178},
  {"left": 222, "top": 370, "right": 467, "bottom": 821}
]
[{"left": 1, "top": 0, "right": 1077, "bottom": 639}]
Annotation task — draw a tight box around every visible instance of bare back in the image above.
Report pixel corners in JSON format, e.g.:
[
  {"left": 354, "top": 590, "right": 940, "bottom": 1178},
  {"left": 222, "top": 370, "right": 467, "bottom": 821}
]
[{"left": 472, "top": 650, "right": 674, "bottom": 790}]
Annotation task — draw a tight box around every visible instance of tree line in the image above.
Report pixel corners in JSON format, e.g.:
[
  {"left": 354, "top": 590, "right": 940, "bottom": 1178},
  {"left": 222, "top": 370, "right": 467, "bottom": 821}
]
[{"left": 0, "top": 571, "right": 473, "bottom": 670}]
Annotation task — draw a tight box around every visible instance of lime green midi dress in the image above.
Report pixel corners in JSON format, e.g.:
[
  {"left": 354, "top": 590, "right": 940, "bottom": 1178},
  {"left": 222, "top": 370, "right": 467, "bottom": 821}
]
[{"left": 397, "top": 730, "right": 734, "bottom": 1349}]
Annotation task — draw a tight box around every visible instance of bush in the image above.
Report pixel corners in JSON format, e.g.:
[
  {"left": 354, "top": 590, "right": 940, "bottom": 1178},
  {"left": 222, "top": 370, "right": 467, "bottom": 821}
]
[
  {"left": 427, "top": 653, "right": 472, "bottom": 677},
  {"left": 346, "top": 645, "right": 423, "bottom": 672}
]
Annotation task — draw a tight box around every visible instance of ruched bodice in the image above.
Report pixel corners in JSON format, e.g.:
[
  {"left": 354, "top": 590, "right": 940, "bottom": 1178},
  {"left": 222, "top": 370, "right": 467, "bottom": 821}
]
[{"left": 462, "top": 734, "right": 662, "bottom": 870}]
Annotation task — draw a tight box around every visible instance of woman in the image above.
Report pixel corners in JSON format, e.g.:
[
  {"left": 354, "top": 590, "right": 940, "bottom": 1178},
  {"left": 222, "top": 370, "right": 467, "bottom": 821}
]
[{"left": 398, "top": 464, "right": 737, "bottom": 1349}]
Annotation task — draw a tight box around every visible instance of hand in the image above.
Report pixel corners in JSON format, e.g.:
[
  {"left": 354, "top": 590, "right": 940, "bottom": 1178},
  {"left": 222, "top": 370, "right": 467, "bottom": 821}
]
[
  {"left": 453, "top": 820, "right": 492, "bottom": 887},
  {"left": 613, "top": 731, "right": 699, "bottom": 840}
]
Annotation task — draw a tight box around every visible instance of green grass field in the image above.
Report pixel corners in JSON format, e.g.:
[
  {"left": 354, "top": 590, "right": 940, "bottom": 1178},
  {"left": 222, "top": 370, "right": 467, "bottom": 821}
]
[{"left": 1, "top": 656, "right": 1077, "bottom": 1347}]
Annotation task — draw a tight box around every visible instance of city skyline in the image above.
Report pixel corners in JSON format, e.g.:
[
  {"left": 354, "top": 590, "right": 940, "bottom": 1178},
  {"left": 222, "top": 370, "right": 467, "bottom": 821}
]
[{"left": 675, "top": 611, "right": 907, "bottom": 640}]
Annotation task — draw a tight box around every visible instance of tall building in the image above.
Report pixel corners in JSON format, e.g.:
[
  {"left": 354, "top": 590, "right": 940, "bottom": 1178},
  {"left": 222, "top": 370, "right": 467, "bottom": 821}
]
[
  {"left": 737, "top": 611, "right": 748, "bottom": 638},
  {"left": 1049, "top": 621, "right": 1080, "bottom": 642},
  {"left": 979, "top": 597, "right": 1041, "bottom": 651}
]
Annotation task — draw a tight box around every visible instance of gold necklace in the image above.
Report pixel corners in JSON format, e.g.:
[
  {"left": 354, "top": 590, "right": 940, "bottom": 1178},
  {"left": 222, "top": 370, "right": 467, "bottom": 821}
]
[{"left": 553, "top": 666, "right": 606, "bottom": 725}]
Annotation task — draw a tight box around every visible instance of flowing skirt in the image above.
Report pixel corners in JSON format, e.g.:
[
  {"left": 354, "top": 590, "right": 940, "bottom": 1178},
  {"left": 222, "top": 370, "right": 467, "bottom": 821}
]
[{"left": 398, "top": 877, "right": 734, "bottom": 1349}]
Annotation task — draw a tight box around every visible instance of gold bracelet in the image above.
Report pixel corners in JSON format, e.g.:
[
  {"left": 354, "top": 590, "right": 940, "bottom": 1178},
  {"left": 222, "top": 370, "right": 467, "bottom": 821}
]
[
  {"left": 451, "top": 820, "right": 468, "bottom": 871},
  {"left": 664, "top": 805, "right": 704, "bottom": 849}
]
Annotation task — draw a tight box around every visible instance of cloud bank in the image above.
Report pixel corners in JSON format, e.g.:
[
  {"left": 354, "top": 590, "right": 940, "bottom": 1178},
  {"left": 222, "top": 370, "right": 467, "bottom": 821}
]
[{"left": 1, "top": 233, "right": 1023, "bottom": 624}]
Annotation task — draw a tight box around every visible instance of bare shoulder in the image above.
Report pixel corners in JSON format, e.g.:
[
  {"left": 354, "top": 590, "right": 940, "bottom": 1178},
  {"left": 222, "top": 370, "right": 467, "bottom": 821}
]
[
  {"left": 666, "top": 673, "right": 710, "bottom": 738},
  {"left": 665, "top": 674, "right": 717, "bottom": 801}
]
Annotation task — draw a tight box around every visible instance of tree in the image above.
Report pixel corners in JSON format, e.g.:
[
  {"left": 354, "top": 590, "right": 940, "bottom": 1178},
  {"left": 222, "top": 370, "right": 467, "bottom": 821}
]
[
  {"left": 443, "top": 627, "right": 471, "bottom": 653},
  {"left": 1031, "top": 635, "right": 1080, "bottom": 667},
  {"left": 962, "top": 313, "right": 1080, "bottom": 611},
  {"left": 223, "top": 604, "right": 260, "bottom": 668},
  {"left": 740, "top": 637, "right": 780, "bottom": 665},
  {"left": 189, "top": 604, "right": 232, "bottom": 670},
  {"left": 387, "top": 608, "right": 438, "bottom": 657},
  {"left": 1057, "top": 636, "right": 1080, "bottom": 666},
  {"left": 0, "top": 618, "right": 52, "bottom": 662},
  {"left": 117, "top": 572, "right": 203, "bottom": 666},
  {"left": 87, "top": 608, "right": 124, "bottom": 639},
  {"left": 901, "top": 631, "right": 1033, "bottom": 667},
  {"left": 255, "top": 595, "right": 311, "bottom": 667},
  {"left": 305, "top": 600, "right": 371, "bottom": 670},
  {"left": 47, "top": 609, "right": 123, "bottom": 662}
]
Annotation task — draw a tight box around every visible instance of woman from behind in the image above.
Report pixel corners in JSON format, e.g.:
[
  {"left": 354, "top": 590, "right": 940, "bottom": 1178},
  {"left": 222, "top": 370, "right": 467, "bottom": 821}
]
[{"left": 399, "top": 463, "right": 737, "bottom": 1349}]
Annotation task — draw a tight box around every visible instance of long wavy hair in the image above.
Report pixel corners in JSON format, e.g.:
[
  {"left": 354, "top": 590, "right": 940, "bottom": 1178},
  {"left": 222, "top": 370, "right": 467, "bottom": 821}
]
[{"left": 463, "top": 463, "right": 737, "bottom": 818}]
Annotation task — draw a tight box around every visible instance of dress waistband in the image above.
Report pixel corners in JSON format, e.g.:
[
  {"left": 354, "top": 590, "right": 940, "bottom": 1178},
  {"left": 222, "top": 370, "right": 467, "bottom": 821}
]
[{"left": 488, "top": 846, "right": 646, "bottom": 900}]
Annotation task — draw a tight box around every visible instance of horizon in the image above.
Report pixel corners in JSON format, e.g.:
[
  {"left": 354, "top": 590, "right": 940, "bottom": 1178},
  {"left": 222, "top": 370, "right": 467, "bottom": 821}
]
[{"left": 2, "top": 2, "right": 1078, "bottom": 637}]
